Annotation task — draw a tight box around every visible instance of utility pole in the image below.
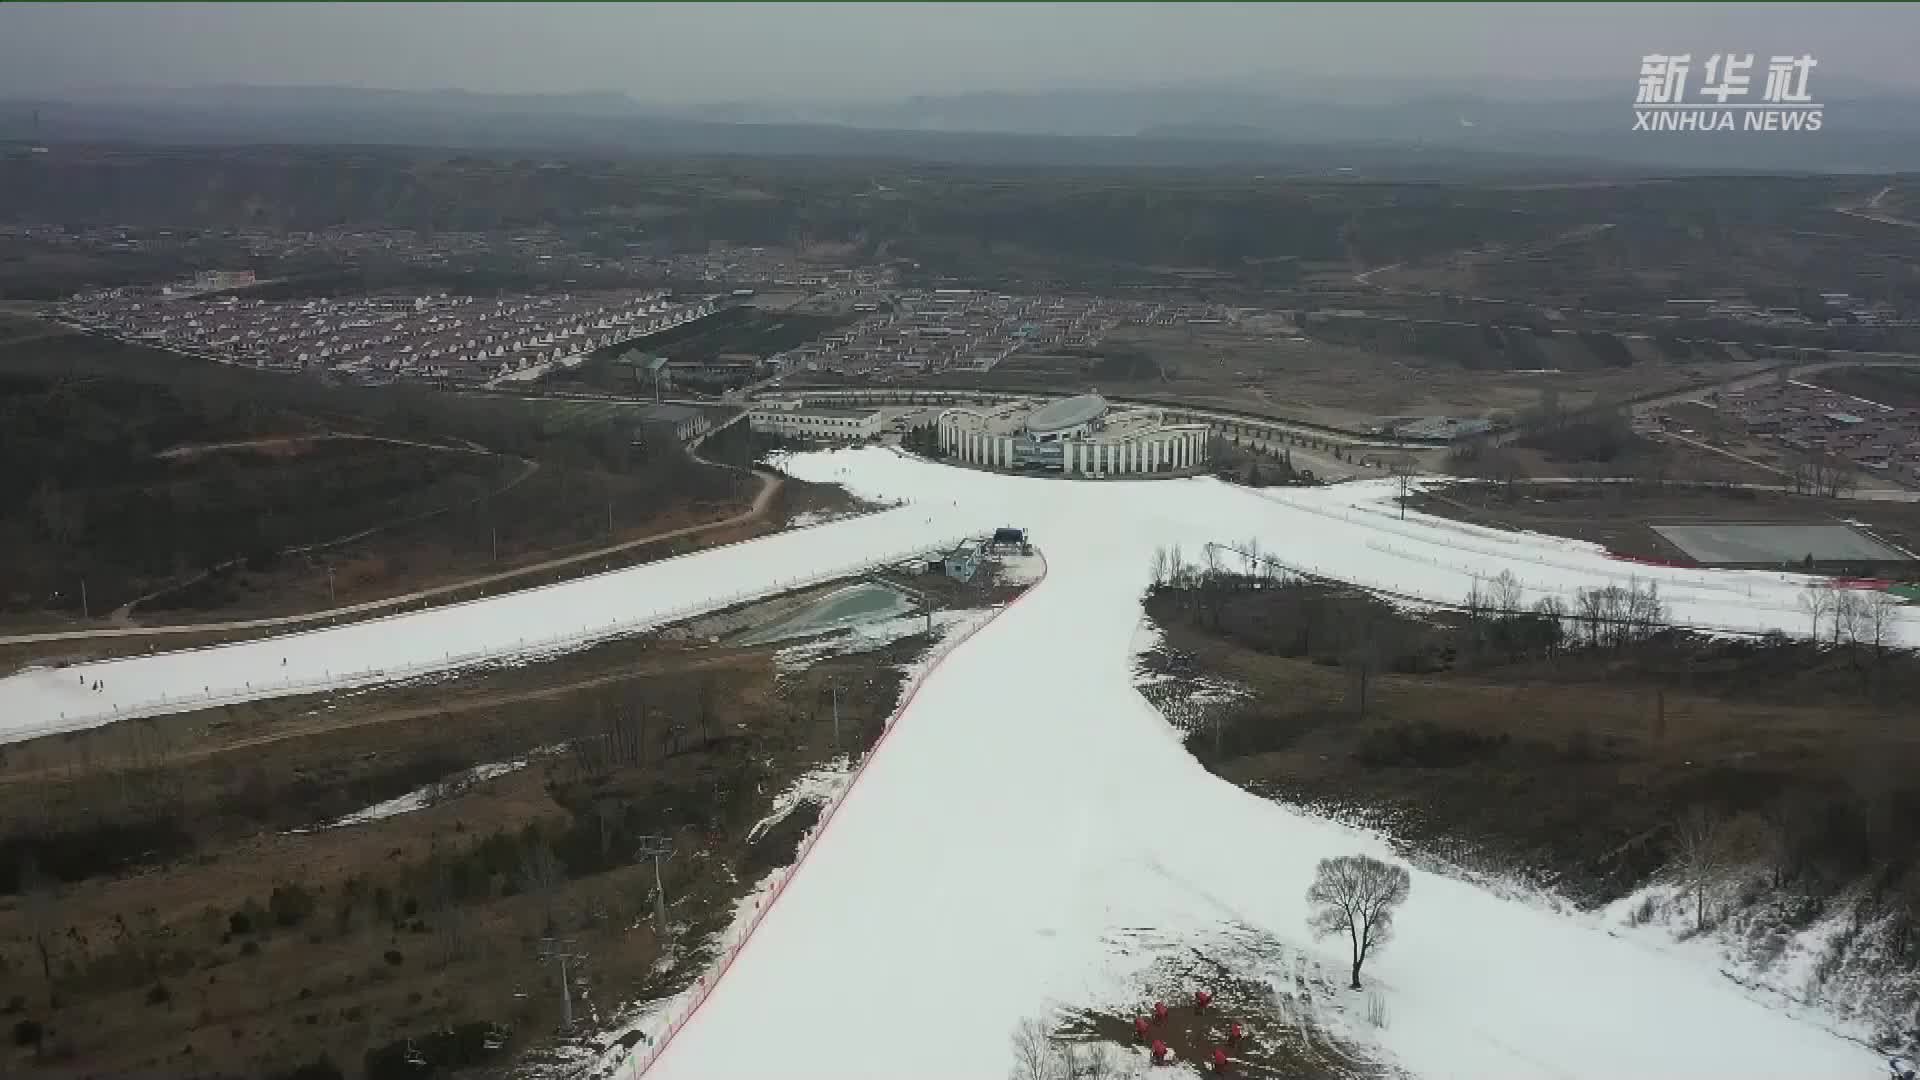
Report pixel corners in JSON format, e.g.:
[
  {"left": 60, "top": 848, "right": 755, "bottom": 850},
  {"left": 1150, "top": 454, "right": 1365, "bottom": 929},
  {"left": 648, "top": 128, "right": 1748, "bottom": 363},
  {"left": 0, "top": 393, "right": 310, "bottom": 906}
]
[
  {"left": 635, "top": 836, "right": 676, "bottom": 937},
  {"left": 80, "top": 577, "right": 88, "bottom": 620},
  {"left": 537, "top": 938, "right": 585, "bottom": 1028},
  {"left": 326, "top": 565, "right": 336, "bottom": 605},
  {"left": 830, "top": 684, "right": 840, "bottom": 749}
]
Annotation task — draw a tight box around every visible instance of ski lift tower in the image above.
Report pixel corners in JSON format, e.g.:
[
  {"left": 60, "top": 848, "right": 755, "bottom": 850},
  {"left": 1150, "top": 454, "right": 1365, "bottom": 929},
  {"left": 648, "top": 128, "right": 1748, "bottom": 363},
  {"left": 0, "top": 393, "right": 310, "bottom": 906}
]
[
  {"left": 636, "top": 835, "right": 677, "bottom": 936},
  {"left": 537, "top": 938, "right": 587, "bottom": 1029}
]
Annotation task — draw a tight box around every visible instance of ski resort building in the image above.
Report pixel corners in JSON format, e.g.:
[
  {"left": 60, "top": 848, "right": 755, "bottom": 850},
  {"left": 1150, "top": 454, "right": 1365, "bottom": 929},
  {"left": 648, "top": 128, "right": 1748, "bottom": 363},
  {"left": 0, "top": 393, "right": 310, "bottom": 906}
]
[
  {"left": 935, "top": 392, "right": 1209, "bottom": 476},
  {"left": 748, "top": 398, "right": 884, "bottom": 441}
]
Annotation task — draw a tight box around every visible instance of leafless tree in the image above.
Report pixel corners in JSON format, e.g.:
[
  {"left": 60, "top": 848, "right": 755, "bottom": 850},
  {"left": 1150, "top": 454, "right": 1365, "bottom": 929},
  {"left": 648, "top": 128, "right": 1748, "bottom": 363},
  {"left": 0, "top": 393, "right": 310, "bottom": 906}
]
[
  {"left": 1798, "top": 581, "right": 1837, "bottom": 643},
  {"left": 518, "top": 838, "right": 568, "bottom": 933},
  {"left": 1007, "top": 1018, "right": 1052, "bottom": 1080},
  {"left": 1834, "top": 588, "right": 1870, "bottom": 647},
  {"left": 431, "top": 904, "right": 472, "bottom": 969},
  {"left": 1531, "top": 595, "right": 1569, "bottom": 660},
  {"left": 1149, "top": 545, "right": 1169, "bottom": 587},
  {"left": 1488, "top": 570, "right": 1525, "bottom": 616},
  {"left": 1346, "top": 642, "right": 1382, "bottom": 723},
  {"left": 695, "top": 675, "right": 718, "bottom": 746},
  {"left": 1826, "top": 459, "right": 1860, "bottom": 500},
  {"left": 1863, "top": 589, "right": 1903, "bottom": 665},
  {"left": 1391, "top": 455, "right": 1417, "bottom": 518},
  {"left": 1574, "top": 584, "right": 1607, "bottom": 646},
  {"left": 1626, "top": 580, "right": 1667, "bottom": 643},
  {"left": 1464, "top": 577, "right": 1488, "bottom": 632},
  {"left": 1793, "top": 453, "right": 1859, "bottom": 500},
  {"left": 1306, "top": 854, "right": 1412, "bottom": 989},
  {"left": 1673, "top": 807, "right": 1730, "bottom": 932},
  {"left": 1720, "top": 811, "right": 1782, "bottom": 892}
]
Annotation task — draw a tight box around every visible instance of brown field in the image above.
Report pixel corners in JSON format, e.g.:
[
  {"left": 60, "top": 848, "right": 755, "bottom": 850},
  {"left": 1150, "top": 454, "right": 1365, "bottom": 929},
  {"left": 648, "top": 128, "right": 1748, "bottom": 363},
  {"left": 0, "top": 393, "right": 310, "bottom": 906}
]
[
  {"left": 0, "top": 475, "right": 863, "bottom": 676},
  {"left": 0, "top": 565, "right": 1025, "bottom": 1079},
  {"left": 1413, "top": 480, "right": 1920, "bottom": 566},
  {"left": 1045, "top": 325, "right": 1722, "bottom": 431},
  {"left": 1143, "top": 580, "right": 1920, "bottom": 907}
]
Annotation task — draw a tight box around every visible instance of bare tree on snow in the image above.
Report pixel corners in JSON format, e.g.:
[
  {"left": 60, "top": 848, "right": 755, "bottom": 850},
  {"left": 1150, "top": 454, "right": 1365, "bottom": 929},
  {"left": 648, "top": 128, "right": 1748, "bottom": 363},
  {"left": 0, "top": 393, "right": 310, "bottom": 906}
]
[
  {"left": 1488, "top": 570, "right": 1525, "bottom": 616},
  {"left": 1007, "top": 1018, "right": 1052, "bottom": 1080},
  {"left": 1798, "top": 580, "right": 1837, "bottom": 642},
  {"left": 1307, "top": 854, "right": 1411, "bottom": 990},
  {"left": 1673, "top": 807, "right": 1727, "bottom": 932}
]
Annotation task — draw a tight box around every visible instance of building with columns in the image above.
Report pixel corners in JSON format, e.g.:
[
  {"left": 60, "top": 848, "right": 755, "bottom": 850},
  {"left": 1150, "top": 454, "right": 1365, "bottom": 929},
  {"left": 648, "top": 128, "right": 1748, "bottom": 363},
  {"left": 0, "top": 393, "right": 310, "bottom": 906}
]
[{"left": 935, "top": 392, "right": 1209, "bottom": 477}]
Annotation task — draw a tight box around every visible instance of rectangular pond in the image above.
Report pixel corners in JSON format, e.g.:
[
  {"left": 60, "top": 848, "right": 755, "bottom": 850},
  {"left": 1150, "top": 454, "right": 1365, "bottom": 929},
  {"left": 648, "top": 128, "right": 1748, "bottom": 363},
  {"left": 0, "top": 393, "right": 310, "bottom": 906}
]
[
  {"left": 1653, "top": 522, "right": 1910, "bottom": 565},
  {"left": 735, "top": 583, "right": 918, "bottom": 646}
]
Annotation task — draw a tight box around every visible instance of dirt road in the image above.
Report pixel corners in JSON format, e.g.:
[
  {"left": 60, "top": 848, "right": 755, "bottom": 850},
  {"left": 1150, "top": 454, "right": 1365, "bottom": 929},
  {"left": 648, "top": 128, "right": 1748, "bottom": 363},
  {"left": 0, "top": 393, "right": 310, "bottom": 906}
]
[{"left": 0, "top": 466, "right": 782, "bottom": 647}]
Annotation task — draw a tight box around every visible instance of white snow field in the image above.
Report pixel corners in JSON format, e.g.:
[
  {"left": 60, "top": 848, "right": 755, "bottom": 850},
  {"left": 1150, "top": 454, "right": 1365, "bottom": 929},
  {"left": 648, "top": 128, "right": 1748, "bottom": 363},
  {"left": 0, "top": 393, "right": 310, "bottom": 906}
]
[
  {"left": 0, "top": 446, "right": 1897, "bottom": 1077},
  {"left": 0, "top": 507, "right": 977, "bottom": 744},
  {"left": 634, "top": 448, "right": 1882, "bottom": 1080}
]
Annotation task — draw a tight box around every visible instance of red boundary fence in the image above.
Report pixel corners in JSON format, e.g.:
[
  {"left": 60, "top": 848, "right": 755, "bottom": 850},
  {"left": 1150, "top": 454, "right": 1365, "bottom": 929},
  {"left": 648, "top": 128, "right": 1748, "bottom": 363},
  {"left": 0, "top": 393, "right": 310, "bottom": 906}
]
[
  {"left": 617, "top": 553, "right": 1050, "bottom": 1077},
  {"left": 1608, "top": 552, "right": 1894, "bottom": 591},
  {"left": 1606, "top": 552, "right": 1691, "bottom": 570}
]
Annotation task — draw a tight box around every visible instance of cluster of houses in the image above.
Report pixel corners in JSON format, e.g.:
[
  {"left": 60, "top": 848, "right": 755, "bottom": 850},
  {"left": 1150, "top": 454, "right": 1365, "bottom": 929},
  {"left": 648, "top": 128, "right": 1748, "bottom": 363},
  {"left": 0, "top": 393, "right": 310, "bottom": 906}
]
[
  {"left": 649, "top": 247, "right": 896, "bottom": 291},
  {"left": 1665, "top": 292, "right": 1914, "bottom": 329},
  {"left": 60, "top": 287, "right": 720, "bottom": 382},
  {"left": 1698, "top": 379, "right": 1920, "bottom": 473},
  {"left": 769, "top": 291, "right": 1232, "bottom": 379}
]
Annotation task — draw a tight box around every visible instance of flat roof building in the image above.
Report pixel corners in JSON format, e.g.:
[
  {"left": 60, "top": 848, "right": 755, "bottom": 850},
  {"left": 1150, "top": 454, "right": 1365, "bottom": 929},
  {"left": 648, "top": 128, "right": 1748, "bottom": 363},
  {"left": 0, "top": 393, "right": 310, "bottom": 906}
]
[{"left": 748, "top": 400, "right": 883, "bottom": 441}]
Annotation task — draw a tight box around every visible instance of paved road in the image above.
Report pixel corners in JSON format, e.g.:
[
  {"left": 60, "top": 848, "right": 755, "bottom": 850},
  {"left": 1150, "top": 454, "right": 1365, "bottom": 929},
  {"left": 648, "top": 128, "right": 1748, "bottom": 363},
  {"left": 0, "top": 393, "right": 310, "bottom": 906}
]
[
  {"left": 153, "top": 432, "right": 504, "bottom": 460},
  {"left": 1467, "top": 475, "right": 1920, "bottom": 504}
]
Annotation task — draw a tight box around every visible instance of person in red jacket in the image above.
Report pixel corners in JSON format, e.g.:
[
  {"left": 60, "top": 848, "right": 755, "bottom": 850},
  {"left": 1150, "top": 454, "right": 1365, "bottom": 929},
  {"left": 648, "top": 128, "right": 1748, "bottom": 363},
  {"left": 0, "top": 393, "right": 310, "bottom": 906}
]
[
  {"left": 1150, "top": 1038, "right": 1169, "bottom": 1066},
  {"left": 1194, "top": 988, "right": 1213, "bottom": 1012},
  {"left": 1152, "top": 1000, "right": 1169, "bottom": 1025},
  {"left": 1212, "top": 1047, "right": 1230, "bottom": 1074},
  {"left": 1133, "top": 1016, "right": 1151, "bottom": 1042},
  {"left": 1227, "top": 1021, "right": 1245, "bottom": 1047}
]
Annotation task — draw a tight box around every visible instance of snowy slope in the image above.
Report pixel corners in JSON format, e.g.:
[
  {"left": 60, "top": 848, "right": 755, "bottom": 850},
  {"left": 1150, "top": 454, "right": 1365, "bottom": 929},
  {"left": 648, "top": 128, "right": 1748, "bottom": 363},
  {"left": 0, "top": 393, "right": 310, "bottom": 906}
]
[
  {"left": 0, "top": 506, "right": 976, "bottom": 743},
  {"left": 638, "top": 449, "right": 1880, "bottom": 1080}
]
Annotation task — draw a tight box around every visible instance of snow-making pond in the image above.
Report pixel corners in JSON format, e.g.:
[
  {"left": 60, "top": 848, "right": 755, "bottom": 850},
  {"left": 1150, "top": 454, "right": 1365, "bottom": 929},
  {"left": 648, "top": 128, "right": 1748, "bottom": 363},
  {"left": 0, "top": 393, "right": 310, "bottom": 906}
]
[{"left": 732, "top": 582, "right": 916, "bottom": 646}]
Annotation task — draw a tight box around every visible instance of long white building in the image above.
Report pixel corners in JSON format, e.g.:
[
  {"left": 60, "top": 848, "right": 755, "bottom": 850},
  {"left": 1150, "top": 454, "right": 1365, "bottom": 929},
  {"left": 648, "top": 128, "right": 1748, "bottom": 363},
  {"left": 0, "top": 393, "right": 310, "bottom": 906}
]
[
  {"left": 936, "top": 393, "right": 1208, "bottom": 476},
  {"left": 748, "top": 398, "right": 885, "bottom": 441}
]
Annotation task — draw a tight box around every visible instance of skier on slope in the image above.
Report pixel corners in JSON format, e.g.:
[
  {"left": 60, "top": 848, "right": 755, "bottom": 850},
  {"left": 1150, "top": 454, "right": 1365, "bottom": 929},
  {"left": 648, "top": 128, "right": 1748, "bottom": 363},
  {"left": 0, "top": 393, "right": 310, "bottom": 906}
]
[{"left": 1891, "top": 1056, "right": 1917, "bottom": 1080}]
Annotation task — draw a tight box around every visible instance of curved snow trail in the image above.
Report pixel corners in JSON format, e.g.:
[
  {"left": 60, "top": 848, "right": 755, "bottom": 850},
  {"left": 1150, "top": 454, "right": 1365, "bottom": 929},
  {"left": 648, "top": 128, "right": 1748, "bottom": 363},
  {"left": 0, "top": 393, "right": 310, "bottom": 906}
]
[
  {"left": 0, "top": 505, "right": 977, "bottom": 744},
  {"left": 642, "top": 448, "right": 1878, "bottom": 1080}
]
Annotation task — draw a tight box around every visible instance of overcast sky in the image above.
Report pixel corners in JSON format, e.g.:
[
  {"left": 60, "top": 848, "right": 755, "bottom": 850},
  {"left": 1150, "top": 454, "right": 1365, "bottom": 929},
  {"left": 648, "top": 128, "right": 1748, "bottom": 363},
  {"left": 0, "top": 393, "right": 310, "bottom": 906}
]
[{"left": 2, "top": 3, "right": 1916, "bottom": 103}]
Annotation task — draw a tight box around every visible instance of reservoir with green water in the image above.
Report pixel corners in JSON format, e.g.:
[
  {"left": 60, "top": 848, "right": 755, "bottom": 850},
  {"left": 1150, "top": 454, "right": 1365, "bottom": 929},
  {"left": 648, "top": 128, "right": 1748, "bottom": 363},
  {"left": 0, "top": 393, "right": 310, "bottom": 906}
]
[{"left": 736, "top": 583, "right": 917, "bottom": 646}]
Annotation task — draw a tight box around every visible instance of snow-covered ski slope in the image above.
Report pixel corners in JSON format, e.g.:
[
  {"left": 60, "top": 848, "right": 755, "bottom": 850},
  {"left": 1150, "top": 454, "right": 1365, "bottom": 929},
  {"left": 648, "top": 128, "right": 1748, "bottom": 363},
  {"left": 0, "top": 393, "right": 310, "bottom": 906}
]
[
  {"left": 0, "top": 507, "right": 978, "bottom": 744},
  {"left": 640, "top": 449, "right": 1880, "bottom": 1080}
]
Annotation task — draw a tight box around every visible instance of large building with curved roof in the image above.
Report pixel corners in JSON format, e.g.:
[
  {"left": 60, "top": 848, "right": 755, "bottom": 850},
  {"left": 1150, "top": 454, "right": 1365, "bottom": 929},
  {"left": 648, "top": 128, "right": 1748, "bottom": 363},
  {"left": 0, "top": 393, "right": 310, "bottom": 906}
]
[{"left": 936, "top": 392, "right": 1209, "bottom": 476}]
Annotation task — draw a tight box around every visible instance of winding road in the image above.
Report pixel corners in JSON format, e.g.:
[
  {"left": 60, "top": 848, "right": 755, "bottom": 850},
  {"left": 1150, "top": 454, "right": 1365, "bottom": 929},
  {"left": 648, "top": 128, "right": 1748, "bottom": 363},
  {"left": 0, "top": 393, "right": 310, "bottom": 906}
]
[{"left": 0, "top": 444, "right": 780, "bottom": 647}]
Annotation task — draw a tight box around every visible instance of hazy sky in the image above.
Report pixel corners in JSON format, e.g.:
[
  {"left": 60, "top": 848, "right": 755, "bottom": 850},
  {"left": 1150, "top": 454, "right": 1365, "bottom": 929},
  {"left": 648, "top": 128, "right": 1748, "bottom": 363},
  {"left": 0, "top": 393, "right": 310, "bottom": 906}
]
[{"left": 2, "top": 3, "right": 1916, "bottom": 103}]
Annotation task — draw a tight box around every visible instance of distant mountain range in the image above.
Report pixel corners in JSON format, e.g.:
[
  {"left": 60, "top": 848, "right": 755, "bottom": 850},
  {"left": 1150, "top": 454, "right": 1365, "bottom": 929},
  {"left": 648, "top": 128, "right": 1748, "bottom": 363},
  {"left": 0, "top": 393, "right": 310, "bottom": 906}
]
[{"left": 5, "top": 81, "right": 1920, "bottom": 174}]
